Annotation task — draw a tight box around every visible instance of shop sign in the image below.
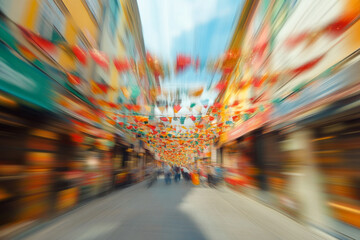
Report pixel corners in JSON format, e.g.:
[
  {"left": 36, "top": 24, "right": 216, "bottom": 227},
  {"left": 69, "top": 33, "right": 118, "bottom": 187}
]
[{"left": 0, "top": 43, "right": 53, "bottom": 110}]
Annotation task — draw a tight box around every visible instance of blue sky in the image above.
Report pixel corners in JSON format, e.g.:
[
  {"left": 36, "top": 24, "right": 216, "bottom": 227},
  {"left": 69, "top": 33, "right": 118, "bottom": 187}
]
[
  {"left": 138, "top": 0, "right": 243, "bottom": 62},
  {"left": 137, "top": 0, "right": 244, "bottom": 117}
]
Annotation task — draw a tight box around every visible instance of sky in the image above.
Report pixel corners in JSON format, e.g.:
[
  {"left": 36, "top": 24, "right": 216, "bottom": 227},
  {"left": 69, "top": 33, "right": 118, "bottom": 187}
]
[
  {"left": 137, "top": 0, "right": 244, "bottom": 119},
  {"left": 138, "top": 0, "right": 244, "bottom": 61}
]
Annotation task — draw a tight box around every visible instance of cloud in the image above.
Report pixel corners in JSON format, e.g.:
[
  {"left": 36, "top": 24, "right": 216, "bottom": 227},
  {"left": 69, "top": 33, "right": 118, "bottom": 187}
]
[{"left": 138, "top": 0, "right": 234, "bottom": 57}]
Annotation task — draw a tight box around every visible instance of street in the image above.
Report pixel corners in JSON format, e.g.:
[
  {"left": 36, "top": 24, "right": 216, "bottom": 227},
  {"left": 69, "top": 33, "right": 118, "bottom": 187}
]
[{"left": 18, "top": 178, "right": 332, "bottom": 240}]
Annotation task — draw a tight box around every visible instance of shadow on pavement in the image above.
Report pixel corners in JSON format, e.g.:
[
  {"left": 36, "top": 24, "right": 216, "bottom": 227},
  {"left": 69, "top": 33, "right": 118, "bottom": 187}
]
[{"left": 21, "top": 177, "right": 207, "bottom": 240}]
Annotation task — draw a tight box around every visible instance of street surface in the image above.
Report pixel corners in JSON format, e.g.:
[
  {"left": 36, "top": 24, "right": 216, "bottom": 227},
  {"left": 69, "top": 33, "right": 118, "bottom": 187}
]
[{"left": 19, "top": 178, "right": 333, "bottom": 240}]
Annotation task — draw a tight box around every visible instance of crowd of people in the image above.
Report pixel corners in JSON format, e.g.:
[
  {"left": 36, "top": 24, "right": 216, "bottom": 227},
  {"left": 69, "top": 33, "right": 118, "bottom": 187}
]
[{"left": 147, "top": 163, "right": 224, "bottom": 187}]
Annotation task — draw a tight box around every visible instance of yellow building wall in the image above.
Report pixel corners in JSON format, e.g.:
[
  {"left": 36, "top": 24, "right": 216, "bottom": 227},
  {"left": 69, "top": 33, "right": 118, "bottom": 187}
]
[
  {"left": 61, "top": 0, "right": 99, "bottom": 45},
  {"left": 22, "top": 0, "right": 41, "bottom": 31},
  {"left": 58, "top": 0, "right": 101, "bottom": 72},
  {"left": 58, "top": 17, "right": 78, "bottom": 71}
]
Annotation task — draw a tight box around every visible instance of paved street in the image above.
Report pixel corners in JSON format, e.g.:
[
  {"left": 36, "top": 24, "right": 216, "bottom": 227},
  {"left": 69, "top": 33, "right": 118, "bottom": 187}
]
[{"left": 19, "top": 178, "right": 333, "bottom": 240}]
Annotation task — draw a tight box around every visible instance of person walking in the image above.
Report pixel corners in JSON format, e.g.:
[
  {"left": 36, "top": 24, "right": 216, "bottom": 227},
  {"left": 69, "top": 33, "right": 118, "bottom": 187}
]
[
  {"left": 147, "top": 164, "right": 158, "bottom": 188},
  {"left": 174, "top": 165, "right": 181, "bottom": 182},
  {"left": 164, "top": 164, "right": 172, "bottom": 184},
  {"left": 182, "top": 166, "right": 191, "bottom": 182}
]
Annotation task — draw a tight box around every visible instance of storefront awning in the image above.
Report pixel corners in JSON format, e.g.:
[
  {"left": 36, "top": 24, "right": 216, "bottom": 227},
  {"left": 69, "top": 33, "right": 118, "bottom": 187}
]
[{"left": 0, "top": 42, "right": 54, "bottom": 110}]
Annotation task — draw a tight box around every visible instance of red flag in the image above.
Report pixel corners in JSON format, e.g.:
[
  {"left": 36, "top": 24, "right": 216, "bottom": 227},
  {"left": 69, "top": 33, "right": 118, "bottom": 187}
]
[
  {"left": 67, "top": 73, "right": 81, "bottom": 85},
  {"left": 88, "top": 97, "right": 97, "bottom": 105},
  {"left": 285, "top": 32, "right": 309, "bottom": 48},
  {"left": 124, "top": 104, "right": 133, "bottom": 110},
  {"left": 132, "top": 105, "right": 141, "bottom": 112},
  {"left": 108, "top": 102, "right": 118, "bottom": 108},
  {"left": 213, "top": 102, "right": 222, "bottom": 109},
  {"left": 96, "top": 83, "right": 109, "bottom": 93},
  {"left": 173, "top": 105, "right": 182, "bottom": 113},
  {"left": 215, "top": 82, "right": 226, "bottom": 91},
  {"left": 231, "top": 100, "right": 239, "bottom": 107},
  {"left": 148, "top": 125, "right": 156, "bottom": 130},
  {"left": 72, "top": 45, "right": 87, "bottom": 65},
  {"left": 325, "top": 15, "right": 355, "bottom": 37},
  {"left": 176, "top": 54, "right": 192, "bottom": 72},
  {"left": 90, "top": 49, "right": 109, "bottom": 69},
  {"left": 113, "top": 58, "right": 131, "bottom": 72},
  {"left": 252, "top": 77, "right": 261, "bottom": 88},
  {"left": 291, "top": 55, "right": 325, "bottom": 75},
  {"left": 20, "top": 27, "right": 56, "bottom": 53}
]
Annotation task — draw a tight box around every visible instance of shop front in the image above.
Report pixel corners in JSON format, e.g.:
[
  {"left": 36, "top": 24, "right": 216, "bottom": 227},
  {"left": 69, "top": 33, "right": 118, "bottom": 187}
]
[
  {"left": 307, "top": 96, "right": 360, "bottom": 239},
  {"left": 0, "top": 102, "right": 78, "bottom": 235},
  {"left": 112, "top": 134, "right": 131, "bottom": 187},
  {"left": 219, "top": 109, "right": 271, "bottom": 198}
]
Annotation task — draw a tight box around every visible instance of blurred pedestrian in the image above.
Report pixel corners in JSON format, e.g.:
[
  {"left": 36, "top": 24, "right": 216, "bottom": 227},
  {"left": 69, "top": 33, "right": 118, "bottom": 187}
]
[
  {"left": 182, "top": 167, "right": 191, "bottom": 182},
  {"left": 147, "top": 163, "right": 158, "bottom": 188},
  {"left": 207, "top": 166, "right": 216, "bottom": 187},
  {"left": 164, "top": 164, "right": 172, "bottom": 184},
  {"left": 174, "top": 165, "right": 181, "bottom": 182}
]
